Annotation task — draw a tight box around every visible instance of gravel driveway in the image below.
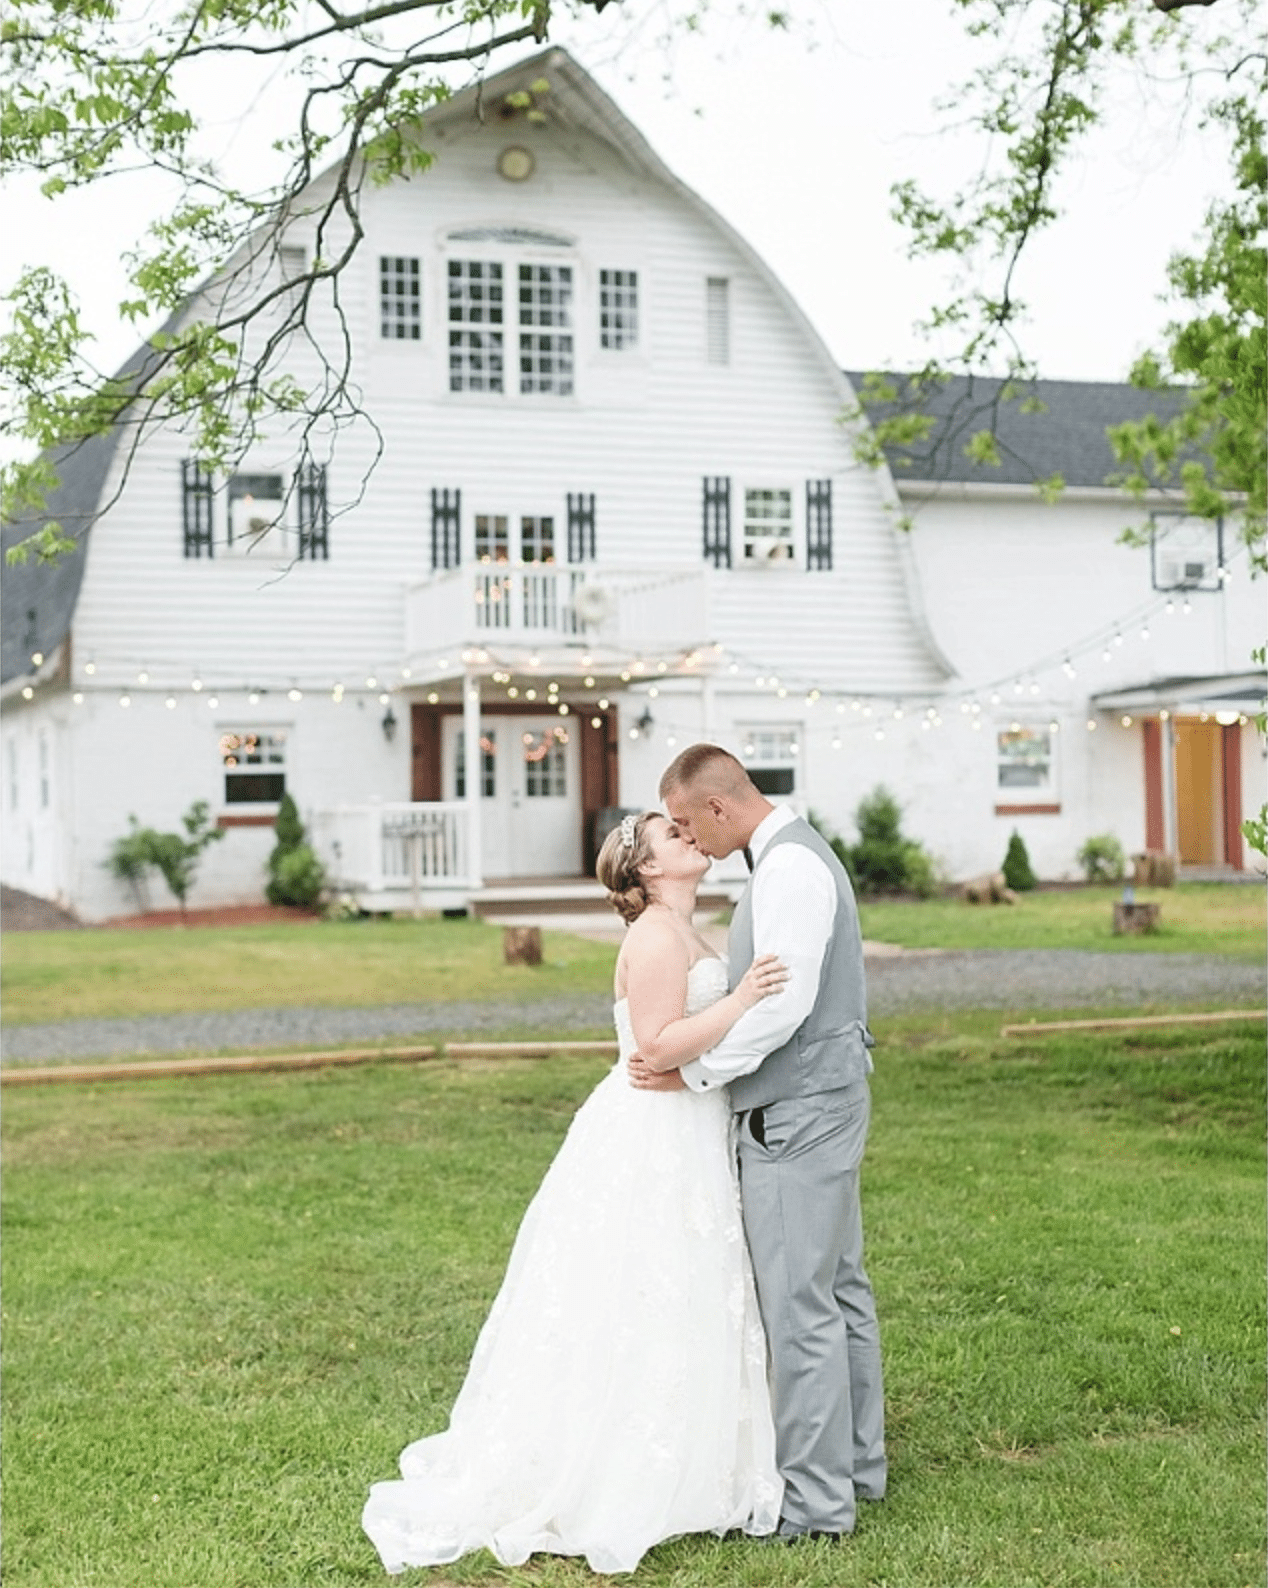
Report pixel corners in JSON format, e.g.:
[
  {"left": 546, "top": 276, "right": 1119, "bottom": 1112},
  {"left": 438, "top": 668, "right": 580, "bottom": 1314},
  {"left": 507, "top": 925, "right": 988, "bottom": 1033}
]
[{"left": 3, "top": 949, "right": 1262, "bottom": 1064}]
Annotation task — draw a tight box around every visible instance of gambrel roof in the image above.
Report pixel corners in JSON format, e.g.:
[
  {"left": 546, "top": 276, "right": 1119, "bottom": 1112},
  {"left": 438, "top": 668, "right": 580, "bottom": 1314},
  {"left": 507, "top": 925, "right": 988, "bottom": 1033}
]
[{"left": 845, "top": 372, "right": 1193, "bottom": 491}]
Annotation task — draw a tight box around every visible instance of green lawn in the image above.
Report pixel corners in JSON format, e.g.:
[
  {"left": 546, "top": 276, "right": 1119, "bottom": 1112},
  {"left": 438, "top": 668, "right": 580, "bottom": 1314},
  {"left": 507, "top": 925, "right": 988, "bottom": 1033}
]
[
  {"left": 3, "top": 1015, "right": 1264, "bottom": 1588},
  {"left": 2, "top": 881, "right": 1263, "bottom": 1030},
  {"left": 858, "top": 881, "right": 1266, "bottom": 959},
  {"left": 0, "top": 916, "right": 618, "bottom": 1027}
]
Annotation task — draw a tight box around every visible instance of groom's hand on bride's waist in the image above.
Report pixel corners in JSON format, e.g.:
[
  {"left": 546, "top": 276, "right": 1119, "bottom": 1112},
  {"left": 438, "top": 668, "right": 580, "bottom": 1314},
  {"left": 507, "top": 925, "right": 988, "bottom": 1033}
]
[{"left": 627, "top": 1053, "right": 686, "bottom": 1092}]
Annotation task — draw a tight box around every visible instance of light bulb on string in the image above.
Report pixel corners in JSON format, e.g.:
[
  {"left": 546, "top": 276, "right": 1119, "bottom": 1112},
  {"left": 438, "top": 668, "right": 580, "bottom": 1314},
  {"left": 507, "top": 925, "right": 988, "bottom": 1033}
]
[
  {"left": 874, "top": 728, "right": 885, "bottom": 742},
  {"left": 1086, "top": 719, "right": 1098, "bottom": 731},
  {"left": 1013, "top": 680, "right": 1024, "bottom": 695},
  {"left": 119, "top": 693, "right": 131, "bottom": 708},
  {"left": 164, "top": 696, "right": 176, "bottom": 710},
  {"left": 208, "top": 695, "right": 219, "bottom": 709},
  {"left": 1102, "top": 646, "right": 1113, "bottom": 662},
  {"left": 1062, "top": 659, "right": 1076, "bottom": 679},
  {"left": 831, "top": 736, "right": 842, "bottom": 750},
  {"left": 1181, "top": 599, "right": 1192, "bottom": 615},
  {"left": 1164, "top": 599, "right": 1175, "bottom": 615},
  {"left": 1140, "top": 624, "right": 1150, "bottom": 641},
  {"left": 1114, "top": 632, "right": 1124, "bottom": 646},
  {"left": 990, "top": 692, "right": 1001, "bottom": 706}
]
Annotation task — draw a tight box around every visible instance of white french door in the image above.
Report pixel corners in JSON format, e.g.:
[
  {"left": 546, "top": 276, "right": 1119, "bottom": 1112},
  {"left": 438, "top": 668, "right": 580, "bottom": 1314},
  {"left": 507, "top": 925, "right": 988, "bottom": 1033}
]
[{"left": 442, "top": 714, "right": 581, "bottom": 879}]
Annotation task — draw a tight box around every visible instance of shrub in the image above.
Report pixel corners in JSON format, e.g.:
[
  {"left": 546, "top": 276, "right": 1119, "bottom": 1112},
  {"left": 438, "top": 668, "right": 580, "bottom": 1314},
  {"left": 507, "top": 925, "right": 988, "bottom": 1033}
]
[
  {"left": 106, "top": 801, "right": 224, "bottom": 914},
  {"left": 1077, "top": 833, "right": 1126, "bottom": 882},
  {"left": 811, "top": 791, "right": 940, "bottom": 898},
  {"left": 266, "top": 794, "right": 326, "bottom": 908},
  {"left": 268, "top": 845, "right": 326, "bottom": 909},
  {"left": 1002, "top": 829, "right": 1037, "bottom": 891}
]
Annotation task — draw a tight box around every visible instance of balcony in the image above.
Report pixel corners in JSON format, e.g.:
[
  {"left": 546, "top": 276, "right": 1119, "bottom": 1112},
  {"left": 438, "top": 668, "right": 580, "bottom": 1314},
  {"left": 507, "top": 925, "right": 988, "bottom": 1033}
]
[{"left": 406, "top": 565, "right": 710, "bottom": 668}]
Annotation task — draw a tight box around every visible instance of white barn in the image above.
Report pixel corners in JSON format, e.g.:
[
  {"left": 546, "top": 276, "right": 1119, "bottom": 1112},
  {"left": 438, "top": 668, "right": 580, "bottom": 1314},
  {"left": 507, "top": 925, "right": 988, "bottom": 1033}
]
[{"left": 2, "top": 48, "right": 1263, "bottom": 921}]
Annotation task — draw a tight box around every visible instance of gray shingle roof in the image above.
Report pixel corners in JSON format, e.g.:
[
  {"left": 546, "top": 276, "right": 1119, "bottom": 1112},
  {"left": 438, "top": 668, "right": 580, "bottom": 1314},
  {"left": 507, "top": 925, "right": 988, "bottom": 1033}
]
[
  {"left": 844, "top": 372, "right": 1192, "bottom": 490},
  {"left": 1, "top": 327, "right": 176, "bottom": 687}
]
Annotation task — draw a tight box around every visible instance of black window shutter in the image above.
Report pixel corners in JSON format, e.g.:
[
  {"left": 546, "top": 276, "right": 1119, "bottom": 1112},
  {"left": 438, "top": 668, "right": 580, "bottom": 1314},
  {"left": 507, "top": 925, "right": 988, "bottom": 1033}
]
[
  {"left": 702, "top": 476, "right": 731, "bottom": 568},
  {"left": 297, "top": 463, "right": 329, "bottom": 560},
  {"left": 182, "top": 459, "right": 214, "bottom": 558},
  {"left": 567, "top": 493, "right": 596, "bottom": 562},
  {"left": 806, "top": 479, "right": 832, "bottom": 571},
  {"left": 431, "top": 488, "right": 461, "bottom": 570}
]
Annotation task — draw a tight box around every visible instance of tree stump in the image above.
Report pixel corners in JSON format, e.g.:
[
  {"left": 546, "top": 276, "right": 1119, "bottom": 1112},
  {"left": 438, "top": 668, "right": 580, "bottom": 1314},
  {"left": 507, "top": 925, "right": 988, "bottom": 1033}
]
[
  {"left": 1131, "top": 852, "right": 1175, "bottom": 888},
  {"left": 962, "top": 871, "right": 1016, "bottom": 905},
  {"left": 1113, "top": 901, "right": 1160, "bottom": 936},
  {"left": 503, "top": 925, "right": 543, "bottom": 965}
]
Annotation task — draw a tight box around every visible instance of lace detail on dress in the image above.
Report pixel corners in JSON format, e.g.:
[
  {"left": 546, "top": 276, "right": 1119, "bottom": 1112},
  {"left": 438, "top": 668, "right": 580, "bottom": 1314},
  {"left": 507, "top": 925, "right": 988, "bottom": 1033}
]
[{"left": 362, "top": 955, "right": 780, "bottom": 1576}]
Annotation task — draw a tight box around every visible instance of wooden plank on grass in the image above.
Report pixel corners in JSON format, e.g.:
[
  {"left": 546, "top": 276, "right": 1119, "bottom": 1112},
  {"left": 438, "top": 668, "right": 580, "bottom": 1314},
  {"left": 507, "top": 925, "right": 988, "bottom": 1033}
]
[
  {"left": 0, "top": 1045, "right": 439, "bottom": 1087},
  {"left": 0, "top": 1039, "right": 620, "bottom": 1087},
  {"left": 1001, "top": 1010, "right": 1266, "bottom": 1039}
]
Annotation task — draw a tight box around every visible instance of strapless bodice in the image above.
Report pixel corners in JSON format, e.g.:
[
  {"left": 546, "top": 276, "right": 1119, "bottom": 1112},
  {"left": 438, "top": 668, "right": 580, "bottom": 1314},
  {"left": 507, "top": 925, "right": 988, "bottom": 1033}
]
[{"left": 613, "top": 955, "right": 728, "bottom": 1061}]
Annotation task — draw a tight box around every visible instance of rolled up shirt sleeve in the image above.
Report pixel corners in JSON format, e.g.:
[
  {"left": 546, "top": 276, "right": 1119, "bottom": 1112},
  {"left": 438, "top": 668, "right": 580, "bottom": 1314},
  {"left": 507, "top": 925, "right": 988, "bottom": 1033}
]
[{"left": 680, "top": 845, "right": 837, "bottom": 1093}]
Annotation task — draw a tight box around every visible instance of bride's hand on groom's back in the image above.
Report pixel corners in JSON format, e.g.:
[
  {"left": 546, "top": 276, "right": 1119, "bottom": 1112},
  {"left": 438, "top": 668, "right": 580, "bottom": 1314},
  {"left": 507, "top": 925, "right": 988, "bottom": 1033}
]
[{"left": 627, "top": 1053, "right": 687, "bottom": 1091}]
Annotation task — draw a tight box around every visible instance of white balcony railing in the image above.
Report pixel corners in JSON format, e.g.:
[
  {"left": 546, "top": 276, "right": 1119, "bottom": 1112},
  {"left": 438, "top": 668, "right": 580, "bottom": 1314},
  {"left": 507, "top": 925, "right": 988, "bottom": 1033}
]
[
  {"left": 406, "top": 565, "right": 710, "bottom": 661},
  {"left": 311, "top": 802, "right": 473, "bottom": 911}
]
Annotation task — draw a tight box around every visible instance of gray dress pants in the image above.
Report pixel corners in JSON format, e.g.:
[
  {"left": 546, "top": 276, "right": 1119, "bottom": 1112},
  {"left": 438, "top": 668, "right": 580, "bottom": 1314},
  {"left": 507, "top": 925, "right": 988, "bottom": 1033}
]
[{"left": 736, "top": 1079, "right": 886, "bottom": 1535}]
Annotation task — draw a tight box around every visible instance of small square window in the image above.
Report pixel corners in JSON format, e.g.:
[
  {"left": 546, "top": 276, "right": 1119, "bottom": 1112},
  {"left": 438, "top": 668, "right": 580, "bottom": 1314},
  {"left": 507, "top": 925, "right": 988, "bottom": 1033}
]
[
  {"left": 379, "top": 256, "right": 420, "bottom": 340},
  {"left": 996, "top": 726, "right": 1052, "bottom": 792},
  {"left": 741, "top": 727, "right": 798, "bottom": 796},
  {"left": 600, "top": 269, "right": 638, "bottom": 349},
  {"left": 743, "top": 488, "right": 795, "bottom": 563},
  {"left": 221, "top": 730, "right": 287, "bottom": 804}
]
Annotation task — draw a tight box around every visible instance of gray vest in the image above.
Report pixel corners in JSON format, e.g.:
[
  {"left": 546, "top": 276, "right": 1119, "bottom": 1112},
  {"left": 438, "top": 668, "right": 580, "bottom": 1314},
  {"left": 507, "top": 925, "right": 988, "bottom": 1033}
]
[{"left": 727, "top": 818, "right": 874, "bottom": 1113}]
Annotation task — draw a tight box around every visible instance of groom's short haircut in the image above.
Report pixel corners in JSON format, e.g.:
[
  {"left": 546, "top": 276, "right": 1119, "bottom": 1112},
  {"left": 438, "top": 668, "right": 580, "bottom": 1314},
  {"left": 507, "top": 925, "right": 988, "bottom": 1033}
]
[{"left": 659, "top": 743, "right": 755, "bottom": 802}]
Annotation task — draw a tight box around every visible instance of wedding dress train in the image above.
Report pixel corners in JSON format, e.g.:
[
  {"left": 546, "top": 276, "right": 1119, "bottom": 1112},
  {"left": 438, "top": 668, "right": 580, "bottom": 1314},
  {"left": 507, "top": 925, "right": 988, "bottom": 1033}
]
[{"left": 362, "top": 957, "right": 781, "bottom": 1574}]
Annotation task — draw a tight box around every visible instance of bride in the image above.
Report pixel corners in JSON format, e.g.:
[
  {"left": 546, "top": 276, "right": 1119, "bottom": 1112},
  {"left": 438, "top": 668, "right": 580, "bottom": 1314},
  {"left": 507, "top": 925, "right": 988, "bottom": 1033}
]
[{"left": 362, "top": 811, "right": 787, "bottom": 1575}]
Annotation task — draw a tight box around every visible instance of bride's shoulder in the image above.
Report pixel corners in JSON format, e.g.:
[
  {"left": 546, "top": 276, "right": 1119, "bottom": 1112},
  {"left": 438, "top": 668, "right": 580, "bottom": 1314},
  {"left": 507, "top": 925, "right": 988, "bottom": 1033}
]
[{"left": 622, "top": 909, "right": 690, "bottom": 963}]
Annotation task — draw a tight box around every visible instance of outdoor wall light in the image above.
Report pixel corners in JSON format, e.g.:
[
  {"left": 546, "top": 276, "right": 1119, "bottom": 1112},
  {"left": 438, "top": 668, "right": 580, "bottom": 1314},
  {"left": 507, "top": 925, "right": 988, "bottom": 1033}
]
[{"left": 381, "top": 704, "right": 398, "bottom": 743}]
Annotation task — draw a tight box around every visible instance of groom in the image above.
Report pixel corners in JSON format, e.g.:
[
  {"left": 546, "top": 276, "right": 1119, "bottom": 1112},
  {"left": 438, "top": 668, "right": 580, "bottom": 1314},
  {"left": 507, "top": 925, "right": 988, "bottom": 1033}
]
[{"left": 629, "top": 743, "right": 886, "bottom": 1539}]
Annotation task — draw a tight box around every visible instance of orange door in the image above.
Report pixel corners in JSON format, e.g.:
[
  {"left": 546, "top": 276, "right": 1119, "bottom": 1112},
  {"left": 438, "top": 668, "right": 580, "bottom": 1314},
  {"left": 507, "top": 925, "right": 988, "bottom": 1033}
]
[{"left": 1173, "top": 721, "right": 1223, "bottom": 864}]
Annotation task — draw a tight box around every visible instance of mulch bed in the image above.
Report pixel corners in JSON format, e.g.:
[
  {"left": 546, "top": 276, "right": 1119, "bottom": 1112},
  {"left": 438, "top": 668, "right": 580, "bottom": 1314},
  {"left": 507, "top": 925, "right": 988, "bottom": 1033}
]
[
  {"left": 101, "top": 904, "right": 322, "bottom": 930},
  {"left": 1, "top": 886, "right": 320, "bottom": 932}
]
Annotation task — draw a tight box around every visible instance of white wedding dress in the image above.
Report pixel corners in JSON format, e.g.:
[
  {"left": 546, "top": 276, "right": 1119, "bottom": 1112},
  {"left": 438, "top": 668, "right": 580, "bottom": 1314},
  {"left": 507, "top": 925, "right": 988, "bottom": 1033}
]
[{"left": 362, "top": 956, "right": 782, "bottom": 1575}]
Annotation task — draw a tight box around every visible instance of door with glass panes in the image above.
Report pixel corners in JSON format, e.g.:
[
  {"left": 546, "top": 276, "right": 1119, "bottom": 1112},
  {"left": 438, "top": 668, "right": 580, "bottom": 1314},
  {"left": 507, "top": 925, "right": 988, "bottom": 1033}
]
[{"left": 442, "top": 714, "right": 581, "bottom": 878}]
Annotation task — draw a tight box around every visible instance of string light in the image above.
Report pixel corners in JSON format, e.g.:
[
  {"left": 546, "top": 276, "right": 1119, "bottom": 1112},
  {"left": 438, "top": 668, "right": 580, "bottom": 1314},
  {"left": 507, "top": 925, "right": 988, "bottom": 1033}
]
[{"left": 165, "top": 696, "right": 176, "bottom": 710}]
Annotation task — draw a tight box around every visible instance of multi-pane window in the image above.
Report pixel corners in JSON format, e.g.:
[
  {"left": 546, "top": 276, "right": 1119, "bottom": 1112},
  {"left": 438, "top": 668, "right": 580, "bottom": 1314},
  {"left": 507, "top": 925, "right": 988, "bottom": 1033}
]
[
  {"left": 455, "top": 731, "right": 497, "bottom": 798},
  {"left": 518, "top": 264, "right": 574, "bottom": 394},
  {"left": 220, "top": 730, "right": 287, "bottom": 804},
  {"left": 448, "top": 260, "right": 504, "bottom": 391},
  {"left": 227, "top": 473, "right": 287, "bottom": 556},
  {"left": 523, "top": 726, "right": 569, "bottom": 797},
  {"left": 706, "top": 276, "right": 730, "bottom": 365},
  {"left": 380, "top": 256, "right": 421, "bottom": 340},
  {"left": 475, "top": 514, "right": 510, "bottom": 564},
  {"left": 741, "top": 728, "right": 798, "bottom": 796},
  {"left": 599, "top": 269, "right": 638, "bottom": 349},
  {"left": 743, "top": 488, "right": 794, "bottom": 562},
  {"left": 997, "top": 726, "right": 1053, "bottom": 792},
  {"left": 520, "top": 516, "right": 556, "bottom": 564}
]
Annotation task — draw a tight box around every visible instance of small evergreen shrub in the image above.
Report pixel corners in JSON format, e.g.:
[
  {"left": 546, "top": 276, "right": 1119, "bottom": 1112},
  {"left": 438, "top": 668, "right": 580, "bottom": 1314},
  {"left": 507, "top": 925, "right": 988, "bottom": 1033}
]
[
  {"left": 266, "top": 793, "right": 326, "bottom": 908},
  {"left": 1077, "top": 833, "right": 1126, "bottom": 882},
  {"left": 1002, "top": 829, "right": 1037, "bottom": 891},
  {"left": 811, "top": 791, "right": 939, "bottom": 898}
]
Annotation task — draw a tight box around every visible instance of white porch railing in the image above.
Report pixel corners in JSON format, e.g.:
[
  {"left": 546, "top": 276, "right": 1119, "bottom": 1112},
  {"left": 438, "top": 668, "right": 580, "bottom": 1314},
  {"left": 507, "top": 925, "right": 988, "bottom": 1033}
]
[
  {"left": 405, "top": 566, "right": 710, "bottom": 659},
  {"left": 311, "top": 802, "right": 473, "bottom": 911}
]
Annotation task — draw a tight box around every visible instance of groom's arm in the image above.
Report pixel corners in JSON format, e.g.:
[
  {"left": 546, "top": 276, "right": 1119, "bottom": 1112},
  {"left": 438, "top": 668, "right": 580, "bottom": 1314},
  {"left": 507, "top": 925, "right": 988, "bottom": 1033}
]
[{"left": 679, "top": 847, "right": 836, "bottom": 1093}]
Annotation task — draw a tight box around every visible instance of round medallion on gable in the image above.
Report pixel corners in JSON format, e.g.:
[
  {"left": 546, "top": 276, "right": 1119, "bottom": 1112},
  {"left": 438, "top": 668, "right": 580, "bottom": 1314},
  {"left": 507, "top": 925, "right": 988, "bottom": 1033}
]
[{"left": 497, "top": 145, "right": 535, "bottom": 182}]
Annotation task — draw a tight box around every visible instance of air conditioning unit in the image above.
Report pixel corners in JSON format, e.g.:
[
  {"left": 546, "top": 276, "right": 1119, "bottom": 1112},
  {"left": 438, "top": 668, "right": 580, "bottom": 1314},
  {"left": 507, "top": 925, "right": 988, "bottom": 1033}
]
[
  {"left": 1160, "top": 555, "right": 1211, "bottom": 588},
  {"left": 747, "top": 536, "right": 791, "bottom": 564}
]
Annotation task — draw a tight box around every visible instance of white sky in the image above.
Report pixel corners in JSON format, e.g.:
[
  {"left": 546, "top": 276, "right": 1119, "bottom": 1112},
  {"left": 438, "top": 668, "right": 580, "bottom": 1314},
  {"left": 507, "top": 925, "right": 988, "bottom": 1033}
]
[{"left": 0, "top": 0, "right": 1230, "bottom": 396}]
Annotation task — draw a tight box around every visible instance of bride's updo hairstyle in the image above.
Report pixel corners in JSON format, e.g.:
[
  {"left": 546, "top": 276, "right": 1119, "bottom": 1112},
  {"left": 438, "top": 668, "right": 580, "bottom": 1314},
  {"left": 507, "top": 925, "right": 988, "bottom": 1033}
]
[{"left": 596, "top": 812, "right": 658, "bottom": 924}]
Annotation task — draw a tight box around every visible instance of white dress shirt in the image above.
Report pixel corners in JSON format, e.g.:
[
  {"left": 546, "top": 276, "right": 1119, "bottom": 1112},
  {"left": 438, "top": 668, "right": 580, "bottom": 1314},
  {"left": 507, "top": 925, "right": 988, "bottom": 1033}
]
[{"left": 681, "top": 805, "right": 837, "bottom": 1093}]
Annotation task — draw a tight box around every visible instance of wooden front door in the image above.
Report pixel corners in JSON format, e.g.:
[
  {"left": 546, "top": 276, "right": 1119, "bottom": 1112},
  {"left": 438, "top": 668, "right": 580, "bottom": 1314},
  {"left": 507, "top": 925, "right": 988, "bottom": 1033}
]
[{"left": 1174, "top": 720, "right": 1223, "bottom": 864}]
